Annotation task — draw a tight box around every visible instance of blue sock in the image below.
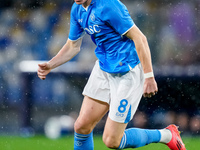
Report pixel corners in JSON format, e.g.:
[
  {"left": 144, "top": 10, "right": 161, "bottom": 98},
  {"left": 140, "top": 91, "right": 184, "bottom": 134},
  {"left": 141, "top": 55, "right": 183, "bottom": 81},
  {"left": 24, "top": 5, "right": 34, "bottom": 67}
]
[
  {"left": 118, "top": 128, "right": 161, "bottom": 149},
  {"left": 74, "top": 131, "right": 94, "bottom": 150}
]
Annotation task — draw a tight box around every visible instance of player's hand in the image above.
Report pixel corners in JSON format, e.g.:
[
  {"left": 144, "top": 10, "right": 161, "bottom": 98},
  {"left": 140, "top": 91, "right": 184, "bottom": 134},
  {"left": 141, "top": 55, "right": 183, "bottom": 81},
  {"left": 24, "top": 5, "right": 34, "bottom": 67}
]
[
  {"left": 143, "top": 77, "right": 158, "bottom": 98},
  {"left": 37, "top": 63, "right": 51, "bottom": 80}
]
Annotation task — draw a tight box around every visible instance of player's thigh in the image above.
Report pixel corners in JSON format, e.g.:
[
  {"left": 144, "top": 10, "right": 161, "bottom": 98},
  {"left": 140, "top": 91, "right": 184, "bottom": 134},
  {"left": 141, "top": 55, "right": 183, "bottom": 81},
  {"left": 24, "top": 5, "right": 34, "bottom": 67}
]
[
  {"left": 103, "top": 117, "right": 127, "bottom": 148},
  {"left": 108, "top": 64, "right": 144, "bottom": 123},
  {"left": 74, "top": 96, "right": 109, "bottom": 134}
]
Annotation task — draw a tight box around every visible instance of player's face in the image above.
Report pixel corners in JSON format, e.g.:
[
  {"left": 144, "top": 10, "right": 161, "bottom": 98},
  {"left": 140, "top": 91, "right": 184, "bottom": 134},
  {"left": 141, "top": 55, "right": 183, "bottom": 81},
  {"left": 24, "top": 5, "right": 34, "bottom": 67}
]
[{"left": 74, "top": 0, "right": 88, "bottom": 5}]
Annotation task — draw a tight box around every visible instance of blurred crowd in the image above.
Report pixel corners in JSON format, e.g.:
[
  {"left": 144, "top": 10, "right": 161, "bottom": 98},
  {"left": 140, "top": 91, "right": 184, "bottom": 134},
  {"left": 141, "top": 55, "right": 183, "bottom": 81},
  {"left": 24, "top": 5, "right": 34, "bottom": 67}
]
[
  {"left": 0, "top": 0, "right": 200, "bottom": 135},
  {"left": 132, "top": 111, "right": 200, "bottom": 136},
  {"left": 126, "top": 0, "right": 200, "bottom": 66}
]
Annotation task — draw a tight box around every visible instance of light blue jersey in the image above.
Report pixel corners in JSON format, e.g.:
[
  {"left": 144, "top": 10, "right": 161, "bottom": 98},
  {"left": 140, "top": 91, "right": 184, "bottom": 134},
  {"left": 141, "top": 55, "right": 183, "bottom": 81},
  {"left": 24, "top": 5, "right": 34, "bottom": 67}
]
[{"left": 69, "top": 0, "right": 140, "bottom": 73}]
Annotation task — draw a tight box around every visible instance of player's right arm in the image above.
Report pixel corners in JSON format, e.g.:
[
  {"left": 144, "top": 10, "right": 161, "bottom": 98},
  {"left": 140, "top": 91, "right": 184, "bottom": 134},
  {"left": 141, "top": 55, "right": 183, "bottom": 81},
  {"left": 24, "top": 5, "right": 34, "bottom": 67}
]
[
  {"left": 125, "top": 25, "right": 158, "bottom": 98},
  {"left": 37, "top": 38, "right": 82, "bottom": 80}
]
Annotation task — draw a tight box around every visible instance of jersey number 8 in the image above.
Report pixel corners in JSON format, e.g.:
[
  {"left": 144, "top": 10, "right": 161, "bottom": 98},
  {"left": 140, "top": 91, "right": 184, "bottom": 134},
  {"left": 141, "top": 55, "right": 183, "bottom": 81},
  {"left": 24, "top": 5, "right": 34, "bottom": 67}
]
[{"left": 118, "top": 99, "right": 128, "bottom": 113}]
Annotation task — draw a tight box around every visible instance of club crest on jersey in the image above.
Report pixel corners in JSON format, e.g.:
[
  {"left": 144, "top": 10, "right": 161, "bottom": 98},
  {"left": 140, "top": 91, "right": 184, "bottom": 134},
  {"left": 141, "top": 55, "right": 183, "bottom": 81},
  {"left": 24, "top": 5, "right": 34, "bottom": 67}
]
[{"left": 90, "top": 13, "right": 95, "bottom": 21}]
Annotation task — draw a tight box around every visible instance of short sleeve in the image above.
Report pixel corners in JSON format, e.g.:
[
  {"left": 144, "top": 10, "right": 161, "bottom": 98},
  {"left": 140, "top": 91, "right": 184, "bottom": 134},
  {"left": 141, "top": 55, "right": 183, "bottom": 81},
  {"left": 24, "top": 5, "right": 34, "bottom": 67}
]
[
  {"left": 102, "top": 0, "right": 134, "bottom": 35},
  {"left": 68, "top": 5, "right": 85, "bottom": 41}
]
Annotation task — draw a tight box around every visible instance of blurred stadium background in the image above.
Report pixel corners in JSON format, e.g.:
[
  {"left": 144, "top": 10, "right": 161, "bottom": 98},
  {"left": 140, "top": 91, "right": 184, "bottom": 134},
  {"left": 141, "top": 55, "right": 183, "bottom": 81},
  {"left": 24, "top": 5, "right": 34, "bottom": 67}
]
[{"left": 0, "top": 0, "right": 200, "bottom": 149}]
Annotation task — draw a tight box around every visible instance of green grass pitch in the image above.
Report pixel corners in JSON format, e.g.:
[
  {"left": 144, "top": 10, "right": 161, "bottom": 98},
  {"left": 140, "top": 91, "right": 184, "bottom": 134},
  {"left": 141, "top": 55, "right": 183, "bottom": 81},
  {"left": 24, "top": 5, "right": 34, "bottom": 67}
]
[{"left": 0, "top": 135, "right": 199, "bottom": 150}]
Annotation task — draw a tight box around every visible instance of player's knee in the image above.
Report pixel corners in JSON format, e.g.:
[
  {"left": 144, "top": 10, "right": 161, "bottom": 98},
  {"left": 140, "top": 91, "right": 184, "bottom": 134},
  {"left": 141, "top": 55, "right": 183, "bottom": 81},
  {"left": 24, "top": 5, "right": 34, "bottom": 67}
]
[
  {"left": 103, "top": 134, "right": 120, "bottom": 149},
  {"left": 74, "top": 119, "right": 92, "bottom": 134}
]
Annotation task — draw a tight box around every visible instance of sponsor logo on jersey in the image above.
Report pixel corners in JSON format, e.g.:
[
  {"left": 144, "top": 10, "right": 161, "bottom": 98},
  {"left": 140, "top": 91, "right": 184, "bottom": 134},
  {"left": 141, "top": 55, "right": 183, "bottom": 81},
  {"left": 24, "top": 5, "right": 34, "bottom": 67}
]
[{"left": 84, "top": 25, "right": 101, "bottom": 35}]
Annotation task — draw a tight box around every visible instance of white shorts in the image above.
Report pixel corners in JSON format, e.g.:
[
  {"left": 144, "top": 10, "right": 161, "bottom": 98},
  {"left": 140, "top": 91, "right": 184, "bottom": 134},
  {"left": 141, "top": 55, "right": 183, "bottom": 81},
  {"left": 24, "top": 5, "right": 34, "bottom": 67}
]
[{"left": 82, "top": 60, "right": 144, "bottom": 123}]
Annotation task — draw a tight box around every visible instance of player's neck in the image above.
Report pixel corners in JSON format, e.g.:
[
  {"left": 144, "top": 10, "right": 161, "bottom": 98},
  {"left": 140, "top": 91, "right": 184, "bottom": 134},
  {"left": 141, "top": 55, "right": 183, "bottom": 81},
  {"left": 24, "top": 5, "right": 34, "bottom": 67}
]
[{"left": 82, "top": 0, "right": 92, "bottom": 8}]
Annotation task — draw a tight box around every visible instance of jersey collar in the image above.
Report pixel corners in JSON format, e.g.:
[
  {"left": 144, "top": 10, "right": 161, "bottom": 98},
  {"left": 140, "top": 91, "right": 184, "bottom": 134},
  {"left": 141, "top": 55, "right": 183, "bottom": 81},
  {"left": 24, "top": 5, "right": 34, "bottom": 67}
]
[{"left": 81, "top": 0, "right": 96, "bottom": 11}]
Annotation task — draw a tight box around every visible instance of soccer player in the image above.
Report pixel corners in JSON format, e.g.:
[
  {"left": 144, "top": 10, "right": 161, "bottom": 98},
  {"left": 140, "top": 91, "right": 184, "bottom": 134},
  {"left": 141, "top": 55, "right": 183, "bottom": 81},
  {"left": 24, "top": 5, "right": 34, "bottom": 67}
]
[{"left": 37, "top": 0, "right": 186, "bottom": 149}]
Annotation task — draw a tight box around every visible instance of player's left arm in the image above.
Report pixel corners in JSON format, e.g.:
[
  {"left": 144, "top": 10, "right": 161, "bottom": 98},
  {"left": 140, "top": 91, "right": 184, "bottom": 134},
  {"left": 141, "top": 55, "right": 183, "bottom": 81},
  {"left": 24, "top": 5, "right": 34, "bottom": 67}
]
[{"left": 125, "top": 25, "right": 158, "bottom": 98}]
